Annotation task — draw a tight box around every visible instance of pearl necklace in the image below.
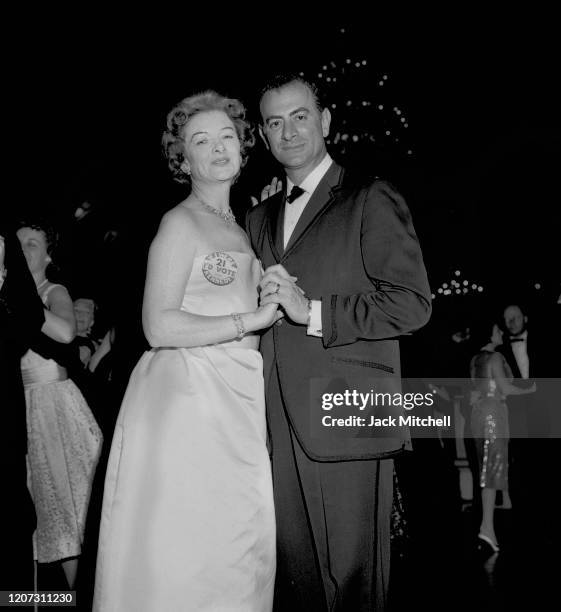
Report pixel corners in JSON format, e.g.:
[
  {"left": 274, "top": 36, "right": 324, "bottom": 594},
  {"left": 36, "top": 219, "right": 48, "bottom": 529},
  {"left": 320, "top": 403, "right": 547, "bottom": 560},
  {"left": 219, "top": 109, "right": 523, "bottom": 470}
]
[
  {"left": 37, "top": 278, "right": 49, "bottom": 292},
  {"left": 195, "top": 197, "right": 236, "bottom": 225}
]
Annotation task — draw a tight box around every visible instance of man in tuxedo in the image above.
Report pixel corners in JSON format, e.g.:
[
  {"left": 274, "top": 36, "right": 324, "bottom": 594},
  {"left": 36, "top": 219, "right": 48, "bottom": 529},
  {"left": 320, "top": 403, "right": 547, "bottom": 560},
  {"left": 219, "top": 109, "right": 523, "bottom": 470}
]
[
  {"left": 502, "top": 304, "right": 531, "bottom": 377},
  {"left": 498, "top": 302, "right": 557, "bottom": 537},
  {"left": 500, "top": 304, "right": 533, "bottom": 437},
  {"left": 246, "top": 74, "right": 431, "bottom": 611}
]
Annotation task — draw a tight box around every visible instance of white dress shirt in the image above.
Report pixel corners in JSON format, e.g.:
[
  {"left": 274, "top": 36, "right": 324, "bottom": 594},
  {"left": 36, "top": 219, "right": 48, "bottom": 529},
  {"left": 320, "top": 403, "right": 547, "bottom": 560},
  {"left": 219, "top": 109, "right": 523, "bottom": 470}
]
[
  {"left": 284, "top": 154, "right": 333, "bottom": 337},
  {"left": 511, "top": 330, "right": 530, "bottom": 379}
]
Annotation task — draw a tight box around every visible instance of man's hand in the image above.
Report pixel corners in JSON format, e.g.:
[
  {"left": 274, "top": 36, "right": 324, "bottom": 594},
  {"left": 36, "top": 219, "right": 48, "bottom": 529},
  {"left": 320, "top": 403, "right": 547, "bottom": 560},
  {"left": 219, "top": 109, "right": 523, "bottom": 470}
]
[
  {"left": 260, "top": 264, "right": 309, "bottom": 325},
  {"left": 250, "top": 177, "right": 283, "bottom": 207}
]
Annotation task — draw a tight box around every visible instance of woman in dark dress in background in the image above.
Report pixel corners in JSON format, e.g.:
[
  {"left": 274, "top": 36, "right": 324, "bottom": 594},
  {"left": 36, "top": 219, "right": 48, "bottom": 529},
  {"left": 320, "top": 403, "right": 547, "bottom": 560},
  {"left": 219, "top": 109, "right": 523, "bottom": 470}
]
[{"left": 470, "top": 323, "right": 535, "bottom": 553}]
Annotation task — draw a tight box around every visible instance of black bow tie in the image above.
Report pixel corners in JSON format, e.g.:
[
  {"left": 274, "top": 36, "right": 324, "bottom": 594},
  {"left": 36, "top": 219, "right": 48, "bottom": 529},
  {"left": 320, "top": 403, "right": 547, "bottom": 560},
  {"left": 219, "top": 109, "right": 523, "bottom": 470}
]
[
  {"left": 510, "top": 337, "right": 525, "bottom": 343},
  {"left": 286, "top": 185, "right": 305, "bottom": 204}
]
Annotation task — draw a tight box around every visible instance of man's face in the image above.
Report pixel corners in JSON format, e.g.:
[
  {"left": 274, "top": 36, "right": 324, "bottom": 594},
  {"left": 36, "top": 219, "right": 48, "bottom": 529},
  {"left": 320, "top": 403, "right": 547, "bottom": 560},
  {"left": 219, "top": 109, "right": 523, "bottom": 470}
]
[
  {"left": 260, "top": 81, "right": 331, "bottom": 178},
  {"left": 504, "top": 305, "right": 527, "bottom": 336}
]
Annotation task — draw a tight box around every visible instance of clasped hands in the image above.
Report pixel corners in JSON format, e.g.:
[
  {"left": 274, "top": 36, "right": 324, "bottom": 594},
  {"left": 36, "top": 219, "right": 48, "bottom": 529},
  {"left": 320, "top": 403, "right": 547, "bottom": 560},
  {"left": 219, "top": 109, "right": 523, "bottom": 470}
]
[{"left": 259, "top": 264, "right": 309, "bottom": 325}]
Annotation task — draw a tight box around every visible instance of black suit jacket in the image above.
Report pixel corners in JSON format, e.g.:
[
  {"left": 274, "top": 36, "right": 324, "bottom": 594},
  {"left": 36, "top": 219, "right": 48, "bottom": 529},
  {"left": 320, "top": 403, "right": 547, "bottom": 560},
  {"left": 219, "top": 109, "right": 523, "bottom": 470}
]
[
  {"left": 499, "top": 328, "right": 558, "bottom": 379},
  {"left": 246, "top": 163, "right": 431, "bottom": 460},
  {"left": 499, "top": 328, "right": 559, "bottom": 438}
]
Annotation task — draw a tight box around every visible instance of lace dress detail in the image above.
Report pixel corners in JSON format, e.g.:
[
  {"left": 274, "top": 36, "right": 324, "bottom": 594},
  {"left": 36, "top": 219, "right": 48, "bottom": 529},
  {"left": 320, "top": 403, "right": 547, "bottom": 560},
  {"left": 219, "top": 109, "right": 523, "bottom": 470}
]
[{"left": 22, "top": 283, "right": 103, "bottom": 562}]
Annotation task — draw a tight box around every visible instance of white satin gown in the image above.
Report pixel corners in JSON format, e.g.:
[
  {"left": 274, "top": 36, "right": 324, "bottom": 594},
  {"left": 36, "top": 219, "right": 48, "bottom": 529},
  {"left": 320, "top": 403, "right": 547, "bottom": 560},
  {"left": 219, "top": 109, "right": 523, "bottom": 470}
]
[{"left": 93, "top": 251, "right": 275, "bottom": 611}]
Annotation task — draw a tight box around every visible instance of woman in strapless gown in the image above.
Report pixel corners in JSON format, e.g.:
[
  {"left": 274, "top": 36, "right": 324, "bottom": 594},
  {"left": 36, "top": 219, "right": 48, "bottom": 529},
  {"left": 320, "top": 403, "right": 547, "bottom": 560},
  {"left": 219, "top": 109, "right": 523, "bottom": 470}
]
[
  {"left": 94, "top": 92, "right": 280, "bottom": 611},
  {"left": 17, "top": 221, "right": 103, "bottom": 588},
  {"left": 470, "top": 324, "right": 536, "bottom": 554}
]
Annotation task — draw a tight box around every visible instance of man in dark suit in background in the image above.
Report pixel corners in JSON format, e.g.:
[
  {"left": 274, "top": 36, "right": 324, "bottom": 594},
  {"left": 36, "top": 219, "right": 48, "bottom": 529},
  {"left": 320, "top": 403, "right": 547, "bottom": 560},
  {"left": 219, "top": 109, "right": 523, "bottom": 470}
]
[
  {"left": 499, "top": 302, "right": 558, "bottom": 547},
  {"left": 500, "top": 304, "right": 534, "bottom": 442},
  {"left": 246, "top": 74, "right": 431, "bottom": 611}
]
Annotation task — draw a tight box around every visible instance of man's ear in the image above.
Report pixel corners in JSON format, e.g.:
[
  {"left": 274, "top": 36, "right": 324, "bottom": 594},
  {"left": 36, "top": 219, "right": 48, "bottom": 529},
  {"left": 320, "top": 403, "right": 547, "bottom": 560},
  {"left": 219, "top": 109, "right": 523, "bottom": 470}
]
[
  {"left": 180, "top": 161, "right": 191, "bottom": 176},
  {"left": 321, "top": 107, "right": 331, "bottom": 138},
  {"left": 259, "top": 125, "right": 270, "bottom": 151}
]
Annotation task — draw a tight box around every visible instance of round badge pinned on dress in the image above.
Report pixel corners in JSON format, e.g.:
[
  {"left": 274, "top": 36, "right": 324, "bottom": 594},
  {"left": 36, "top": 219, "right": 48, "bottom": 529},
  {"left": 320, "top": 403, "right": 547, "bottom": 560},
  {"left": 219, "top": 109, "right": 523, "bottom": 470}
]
[{"left": 202, "top": 251, "right": 238, "bottom": 286}]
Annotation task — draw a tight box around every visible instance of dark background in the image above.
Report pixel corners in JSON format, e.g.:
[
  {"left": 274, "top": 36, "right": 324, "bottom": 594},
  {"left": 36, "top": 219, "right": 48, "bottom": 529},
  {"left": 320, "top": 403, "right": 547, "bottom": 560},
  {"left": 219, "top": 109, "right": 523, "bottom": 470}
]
[{"left": 8, "top": 17, "right": 560, "bottom": 350}]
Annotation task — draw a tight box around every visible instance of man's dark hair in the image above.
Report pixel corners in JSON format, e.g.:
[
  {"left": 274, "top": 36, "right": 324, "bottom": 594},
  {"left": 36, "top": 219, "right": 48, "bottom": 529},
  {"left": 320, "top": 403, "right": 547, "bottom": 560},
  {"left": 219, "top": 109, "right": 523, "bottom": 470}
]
[
  {"left": 258, "top": 72, "right": 325, "bottom": 115},
  {"left": 502, "top": 301, "right": 528, "bottom": 317}
]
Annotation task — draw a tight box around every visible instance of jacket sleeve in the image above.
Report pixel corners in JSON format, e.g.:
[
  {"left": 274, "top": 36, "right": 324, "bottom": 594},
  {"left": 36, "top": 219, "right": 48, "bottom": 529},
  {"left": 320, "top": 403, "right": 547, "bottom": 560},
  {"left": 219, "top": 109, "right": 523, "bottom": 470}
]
[{"left": 322, "top": 181, "right": 431, "bottom": 347}]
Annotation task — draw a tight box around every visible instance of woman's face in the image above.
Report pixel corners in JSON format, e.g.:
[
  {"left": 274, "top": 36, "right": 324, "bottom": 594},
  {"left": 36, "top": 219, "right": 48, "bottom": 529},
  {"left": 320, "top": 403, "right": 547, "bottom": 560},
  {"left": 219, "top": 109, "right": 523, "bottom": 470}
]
[
  {"left": 181, "top": 110, "right": 241, "bottom": 185},
  {"left": 17, "top": 227, "right": 50, "bottom": 276}
]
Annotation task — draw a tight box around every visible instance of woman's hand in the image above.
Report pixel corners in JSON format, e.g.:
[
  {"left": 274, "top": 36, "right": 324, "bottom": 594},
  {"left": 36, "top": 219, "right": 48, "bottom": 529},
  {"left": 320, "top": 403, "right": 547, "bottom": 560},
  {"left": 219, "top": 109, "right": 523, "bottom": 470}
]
[
  {"left": 250, "top": 177, "right": 283, "bottom": 207},
  {"left": 259, "top": 264, "right": 308, "bottom": 325},
  {"left": 250, "top": 302, "right": 283, "bottom": 330}
]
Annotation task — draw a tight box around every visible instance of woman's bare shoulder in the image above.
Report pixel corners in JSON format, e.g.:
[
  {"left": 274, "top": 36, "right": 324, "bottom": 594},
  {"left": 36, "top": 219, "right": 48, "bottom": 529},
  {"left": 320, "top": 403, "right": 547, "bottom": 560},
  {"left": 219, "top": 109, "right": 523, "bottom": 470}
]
[{"left": 154, "top": 202, "right": 202, "bottom": 243}]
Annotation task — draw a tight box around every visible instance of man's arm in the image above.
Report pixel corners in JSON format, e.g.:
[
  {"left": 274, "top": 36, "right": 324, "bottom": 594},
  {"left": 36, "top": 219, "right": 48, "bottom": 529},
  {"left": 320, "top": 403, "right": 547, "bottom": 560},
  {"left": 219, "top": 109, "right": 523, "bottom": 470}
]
[{"left": 322, "top": 181, "right": 431, "bottom": 347}]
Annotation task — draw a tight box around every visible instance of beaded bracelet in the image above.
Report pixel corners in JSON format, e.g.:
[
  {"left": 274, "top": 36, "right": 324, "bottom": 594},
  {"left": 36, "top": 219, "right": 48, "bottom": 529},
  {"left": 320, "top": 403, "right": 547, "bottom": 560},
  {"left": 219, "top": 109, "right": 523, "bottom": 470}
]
[{"left": 231, "top": 312, "right": 245, "bottom": 339}]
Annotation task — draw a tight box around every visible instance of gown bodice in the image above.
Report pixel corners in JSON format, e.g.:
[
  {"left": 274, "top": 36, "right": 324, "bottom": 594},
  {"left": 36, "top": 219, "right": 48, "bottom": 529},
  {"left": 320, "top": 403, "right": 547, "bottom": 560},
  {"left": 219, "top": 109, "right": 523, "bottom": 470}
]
[
  {"left": 181, "top": 250, "right": 262, "bottom": 349},
  {"left": 182, "top": 250, "right": 261, "bottom": 316}
]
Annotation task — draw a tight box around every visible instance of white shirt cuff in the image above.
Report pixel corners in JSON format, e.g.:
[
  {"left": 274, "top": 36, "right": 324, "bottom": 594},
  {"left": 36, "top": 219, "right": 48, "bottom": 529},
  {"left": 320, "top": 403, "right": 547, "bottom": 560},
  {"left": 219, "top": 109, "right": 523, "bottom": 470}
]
[{"left": 306, "top": 299, "right": 323, "bottom": 337}]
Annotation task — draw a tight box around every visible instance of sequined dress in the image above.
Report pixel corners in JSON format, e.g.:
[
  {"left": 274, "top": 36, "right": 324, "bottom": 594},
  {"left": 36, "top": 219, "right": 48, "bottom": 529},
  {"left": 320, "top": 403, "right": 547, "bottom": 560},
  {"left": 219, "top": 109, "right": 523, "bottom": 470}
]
[
  {"left": 22, "top": 284, "right": 103, "bottom": 562},
  {"left": 470, "top": 350, "right": 511, "bottom": 490}
]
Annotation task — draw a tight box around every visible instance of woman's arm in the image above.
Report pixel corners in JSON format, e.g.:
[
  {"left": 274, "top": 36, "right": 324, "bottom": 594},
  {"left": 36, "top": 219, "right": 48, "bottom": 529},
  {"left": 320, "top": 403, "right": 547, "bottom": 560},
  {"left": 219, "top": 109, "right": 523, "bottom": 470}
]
[
  {"left": 42, "top": 285, "right": 76, "bottom": 344},
  {"left": 490, "top": 353, "right": 536, "bottom": 396},
  {"left": 142, "top": 208, "right": 278, "bottom": 349}
]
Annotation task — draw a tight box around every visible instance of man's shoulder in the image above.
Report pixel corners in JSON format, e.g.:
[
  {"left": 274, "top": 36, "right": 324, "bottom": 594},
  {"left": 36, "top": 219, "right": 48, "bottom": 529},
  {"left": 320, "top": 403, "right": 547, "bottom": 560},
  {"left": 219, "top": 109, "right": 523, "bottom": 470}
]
[
  {"left": 339, "top": 167, "right": 402, "bottom": 198},
  {"left": 246, "top": 191, "right": 282, "bottom": 222},
  {"left": 338, "top": 170, "right": 407, "bottom": 213}
]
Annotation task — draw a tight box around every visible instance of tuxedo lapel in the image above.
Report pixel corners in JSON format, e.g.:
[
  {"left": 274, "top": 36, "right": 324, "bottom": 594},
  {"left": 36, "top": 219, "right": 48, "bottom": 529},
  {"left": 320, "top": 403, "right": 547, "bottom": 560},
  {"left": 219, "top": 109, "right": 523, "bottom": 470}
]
[{"left": 283, "top": 163, "right": 344, "bottom": 259}]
